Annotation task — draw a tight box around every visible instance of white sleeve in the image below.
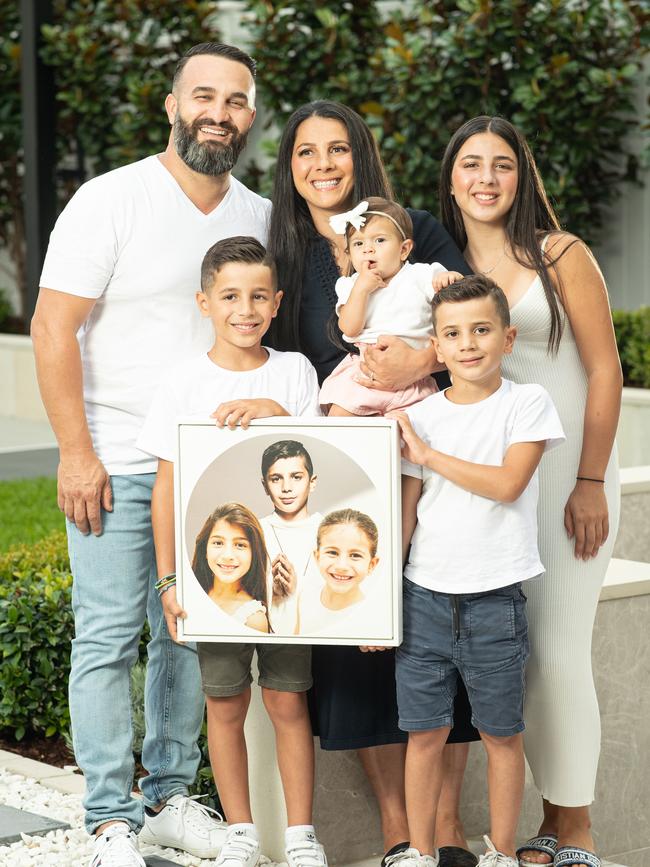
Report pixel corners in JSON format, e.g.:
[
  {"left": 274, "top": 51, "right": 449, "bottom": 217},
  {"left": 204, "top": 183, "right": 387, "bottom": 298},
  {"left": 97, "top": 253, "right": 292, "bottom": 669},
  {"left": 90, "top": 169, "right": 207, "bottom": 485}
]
[
  {"left": 334, "top": 274, "right": 358, "bottom": 313},
  {"left": 296, "top": 357, "right": 322, "bottom": 417},
  {"left": 136, "top": 380, "right": 179, "bottom": 462},
  {"left": 39, "top": 179, "right": 120, "bottom": 299},
  {"left": 509, "top": 386, "right": 566, "bottom": 453},
  {"left": 401, "top": 458, "right": 423, "bottom": 479}
]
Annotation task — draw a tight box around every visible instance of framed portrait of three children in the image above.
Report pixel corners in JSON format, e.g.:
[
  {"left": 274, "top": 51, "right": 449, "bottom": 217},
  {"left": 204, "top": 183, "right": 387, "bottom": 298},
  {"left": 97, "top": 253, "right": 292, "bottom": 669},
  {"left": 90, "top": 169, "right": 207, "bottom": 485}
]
[{"left": 175, "top": 418, "right": 402, "bottom": 646}]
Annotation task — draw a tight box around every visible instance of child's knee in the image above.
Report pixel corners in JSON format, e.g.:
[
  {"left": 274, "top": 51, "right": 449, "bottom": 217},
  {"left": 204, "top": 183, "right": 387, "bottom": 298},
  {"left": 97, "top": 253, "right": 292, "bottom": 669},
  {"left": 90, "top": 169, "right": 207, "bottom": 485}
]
[
  {"left": 480, "top": 730, "right": 523, "bottom": 751},
  {"left": 206, "top": 690, "right": 250, "bottom": 726},
  {"left": 261, "top": 687, "right": 308, "bottom": 725},
  {"left": 408, "top": 726, "right": 450, "bottom": 753}
]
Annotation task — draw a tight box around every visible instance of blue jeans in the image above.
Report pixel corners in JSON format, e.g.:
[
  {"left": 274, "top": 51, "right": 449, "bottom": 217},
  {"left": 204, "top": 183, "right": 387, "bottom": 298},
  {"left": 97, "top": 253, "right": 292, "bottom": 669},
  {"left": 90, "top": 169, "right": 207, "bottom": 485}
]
[{"left": 67, "top": 474, "right": 204, "bottom": 834}]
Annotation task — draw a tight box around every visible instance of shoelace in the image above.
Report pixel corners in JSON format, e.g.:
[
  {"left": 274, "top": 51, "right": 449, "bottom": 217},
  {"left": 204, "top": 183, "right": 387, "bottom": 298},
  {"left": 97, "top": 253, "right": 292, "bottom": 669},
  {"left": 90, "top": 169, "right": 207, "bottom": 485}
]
[
  {"left": 179, "top": 794, "right": 226, "bottom": 833},
  {"left": 479, "top": 836, "right": 516, "bottom": 867},
  {"left": 286, "top": 837, "right": 327, "bottom": 867},
  {"left": 217, "top": 832, "right": 259, "bottom": 866},
  {"left": 93, "top": 827, "right": 144, "bottom": 867}
]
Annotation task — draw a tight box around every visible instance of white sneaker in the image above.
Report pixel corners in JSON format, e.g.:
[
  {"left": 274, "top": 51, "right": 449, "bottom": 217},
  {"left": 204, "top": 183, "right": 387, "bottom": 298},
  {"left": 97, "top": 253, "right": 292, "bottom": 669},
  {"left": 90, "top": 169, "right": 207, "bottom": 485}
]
[
  {"left": 214, "top": 826, "right": 261, "bottom": 867},
  {"left": 478, "top": 836, "right": 518, "bottom": 867},
  {"left": 285, "top": 829, "right": 328, "bottom": 867},
  {"left": 90, "top": 822, "right": 146, "bottom": 867},
  {"left": 386, "top": 847, "right": 439, "bottom": 867},
  {"left": 139, "top": 793, "right": 227, "bottom": 858}
]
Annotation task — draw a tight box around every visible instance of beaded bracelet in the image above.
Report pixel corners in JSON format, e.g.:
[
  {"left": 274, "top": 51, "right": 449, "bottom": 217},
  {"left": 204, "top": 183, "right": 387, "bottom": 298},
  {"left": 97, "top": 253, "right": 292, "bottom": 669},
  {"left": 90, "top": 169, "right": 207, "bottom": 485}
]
[
  {"left": 576, "top": 476, "right": 605, "bottom": 484},
  {"left": 155, "top": 573, "right": 177, "bottom": 596}
]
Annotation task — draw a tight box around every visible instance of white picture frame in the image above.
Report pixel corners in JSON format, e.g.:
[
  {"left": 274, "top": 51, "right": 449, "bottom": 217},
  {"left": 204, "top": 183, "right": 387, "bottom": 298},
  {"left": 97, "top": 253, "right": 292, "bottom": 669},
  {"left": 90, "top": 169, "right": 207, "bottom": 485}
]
[{"left": 175, "top": 417, "right": 402, "bottom": 646}]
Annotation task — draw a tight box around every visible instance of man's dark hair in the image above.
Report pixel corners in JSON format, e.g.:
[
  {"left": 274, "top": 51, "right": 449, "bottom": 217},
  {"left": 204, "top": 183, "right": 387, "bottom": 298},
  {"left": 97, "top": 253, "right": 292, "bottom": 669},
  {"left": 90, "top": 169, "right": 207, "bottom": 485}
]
[
  {"left": 173, "top": 42, "right": 256, "bottom": 91},
  {"left": 261, "top": 440, "right": 314, "bottom": 479},
  {"left": 201, "top": 236, "right": 277, "bottom": 293},
  {"left": 432, "top": 274, "right": 511, "bottom": 331}
]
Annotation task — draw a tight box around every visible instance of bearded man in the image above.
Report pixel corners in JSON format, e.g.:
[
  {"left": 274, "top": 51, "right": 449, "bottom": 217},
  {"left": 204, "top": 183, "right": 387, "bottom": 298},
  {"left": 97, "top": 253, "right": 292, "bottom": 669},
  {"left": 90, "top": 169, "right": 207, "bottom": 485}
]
[{"left": 31, "top": 43, "right": 271, "bottom": 867}]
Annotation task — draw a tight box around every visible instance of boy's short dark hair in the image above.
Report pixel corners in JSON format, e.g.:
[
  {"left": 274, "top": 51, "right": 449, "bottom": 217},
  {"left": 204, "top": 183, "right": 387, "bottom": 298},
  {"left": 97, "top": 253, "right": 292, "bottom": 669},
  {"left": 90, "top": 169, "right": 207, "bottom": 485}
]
[
  {"left": 201, "top": 236, "right": 278, "bottom": 293},
  {"left": 261, "top": 440, "right": 314, "bottom": 478},
  {"left": 173, "top": 42, "right": 256, "bottom": 91},
  {"left": 432, "top": 274, "right": 510, "bottom": 331}
]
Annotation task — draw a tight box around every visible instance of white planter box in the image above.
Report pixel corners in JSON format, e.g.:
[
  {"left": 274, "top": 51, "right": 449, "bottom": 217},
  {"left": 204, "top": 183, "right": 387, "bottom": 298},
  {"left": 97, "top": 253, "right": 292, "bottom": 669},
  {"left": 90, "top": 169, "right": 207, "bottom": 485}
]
[{"left": 0, "top": 334, "right": 47, "bottom": 422}]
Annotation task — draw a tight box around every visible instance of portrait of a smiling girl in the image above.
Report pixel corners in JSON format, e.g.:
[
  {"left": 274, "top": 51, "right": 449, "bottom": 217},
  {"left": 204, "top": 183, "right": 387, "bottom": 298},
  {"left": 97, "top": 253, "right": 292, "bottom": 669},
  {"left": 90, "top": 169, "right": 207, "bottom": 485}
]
[{"left": 192, "top": 502, "right": 271, "bottom": 633}]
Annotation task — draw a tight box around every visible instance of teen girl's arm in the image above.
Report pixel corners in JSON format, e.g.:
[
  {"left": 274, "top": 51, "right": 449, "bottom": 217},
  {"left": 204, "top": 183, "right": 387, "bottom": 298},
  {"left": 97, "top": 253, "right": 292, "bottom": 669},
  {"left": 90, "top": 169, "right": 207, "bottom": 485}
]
[
  {"left": 337, "top": 261, "right": 385, "bottom": 338},
  {"left": 245, "top": 610, "right": 270, "bottom": 633},
  {"left": 151, "top": 459, "right": 187, "bottom": 643},
  {"left": 391, "top": 412, "right": 545, "bottom": 504},
  {"left": 549, "top": 234, "right": 623, "bottom": 560}
]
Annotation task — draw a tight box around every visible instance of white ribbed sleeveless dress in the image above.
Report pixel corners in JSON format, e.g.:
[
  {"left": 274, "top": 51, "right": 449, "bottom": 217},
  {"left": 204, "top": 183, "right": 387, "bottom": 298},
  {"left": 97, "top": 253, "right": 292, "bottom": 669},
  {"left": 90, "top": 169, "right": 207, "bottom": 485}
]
[{"left": 501, "top": 269, "right": 619, "bottom": 807}]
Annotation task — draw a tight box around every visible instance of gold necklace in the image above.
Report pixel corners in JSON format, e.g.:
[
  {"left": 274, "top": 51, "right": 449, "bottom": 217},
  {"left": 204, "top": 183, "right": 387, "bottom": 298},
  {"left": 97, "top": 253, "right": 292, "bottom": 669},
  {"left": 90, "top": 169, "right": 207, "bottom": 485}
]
[{"left": 470, "top": 248, "right": 507, "bottom": 275}]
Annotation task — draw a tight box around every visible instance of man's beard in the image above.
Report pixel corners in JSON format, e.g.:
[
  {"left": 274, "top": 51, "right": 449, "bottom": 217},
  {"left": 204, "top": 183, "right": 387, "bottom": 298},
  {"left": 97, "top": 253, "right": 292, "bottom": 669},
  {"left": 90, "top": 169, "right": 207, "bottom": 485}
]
[{"left": 173, "top": 114, "right": 248, "bottom": 177}]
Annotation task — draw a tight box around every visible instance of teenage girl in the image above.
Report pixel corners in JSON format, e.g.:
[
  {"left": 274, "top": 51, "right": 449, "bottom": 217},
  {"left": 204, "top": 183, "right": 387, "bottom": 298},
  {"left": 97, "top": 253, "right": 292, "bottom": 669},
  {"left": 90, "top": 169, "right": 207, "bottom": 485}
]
[
  {"left": 319, "top": 197, "right": 462, "bottom": 417},
  {"left": 192, "top": 503, "right": 270, "bottom": 633}
]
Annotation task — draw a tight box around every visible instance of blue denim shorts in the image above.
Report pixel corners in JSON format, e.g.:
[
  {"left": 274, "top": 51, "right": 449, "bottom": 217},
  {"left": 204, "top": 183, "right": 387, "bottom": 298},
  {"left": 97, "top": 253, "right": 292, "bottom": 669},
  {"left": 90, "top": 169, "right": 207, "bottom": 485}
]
[{"left": 396, "top": 578, "right": 530, "bottom": 737}]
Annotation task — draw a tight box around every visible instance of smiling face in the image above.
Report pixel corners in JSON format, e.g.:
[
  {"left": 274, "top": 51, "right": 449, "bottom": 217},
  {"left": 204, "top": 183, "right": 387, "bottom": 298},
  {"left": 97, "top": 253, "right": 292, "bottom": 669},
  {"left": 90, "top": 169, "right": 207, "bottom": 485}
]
[
  {"left": 166, "top": 54, "right": 256, "bottom": 176},
  {"left": 433, "top": 295, "right": 516, "bottom": 389},
  {"left": 206, "top": 519, "right": 252, "bottom": 587},
  {"left": 314, "top": 523, "right": 379, "bottom": 598},
  {"left": 450, "top": 132, "right": 519, "bottom": 230},
  {"left": 348, "top": 216, "right": 412, "bottom": 281},
  {"left": 290, "top": 116, "right": 356, "bottom": 218},
  {"left": 197, "top": 262, "right": 282, "bottom": 356}
]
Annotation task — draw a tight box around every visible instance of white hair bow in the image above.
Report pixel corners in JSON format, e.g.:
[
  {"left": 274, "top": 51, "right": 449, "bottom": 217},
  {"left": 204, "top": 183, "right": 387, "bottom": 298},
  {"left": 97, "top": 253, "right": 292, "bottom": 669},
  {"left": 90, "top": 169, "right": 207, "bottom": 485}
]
[{"left": 329, "top": 200, "right": 370, "bottom": 235}]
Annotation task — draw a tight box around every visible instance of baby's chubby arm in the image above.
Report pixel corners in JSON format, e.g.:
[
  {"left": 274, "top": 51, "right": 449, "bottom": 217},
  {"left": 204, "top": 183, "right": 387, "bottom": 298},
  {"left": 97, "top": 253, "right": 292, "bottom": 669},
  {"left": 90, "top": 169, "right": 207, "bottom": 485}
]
[
  {"left": 211, "top": 399, "right": 289, "bottom": 430},
  {"left": 390, "top": 411, "right": 545, "bottom": 503},
  {"left": 432, "top": 270, "right": 464, "bottom": 292},
  {"left": 338, "top": 261, "right": 386, "bottom": 338}
]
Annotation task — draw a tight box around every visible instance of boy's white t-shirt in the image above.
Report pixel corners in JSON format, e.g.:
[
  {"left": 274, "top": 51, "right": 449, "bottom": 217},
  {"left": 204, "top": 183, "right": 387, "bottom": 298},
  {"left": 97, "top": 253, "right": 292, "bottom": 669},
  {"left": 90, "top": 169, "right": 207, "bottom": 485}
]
[
  {"left": 260, "top": 511, "right": 323, "bottom": 634},
  {"left": 403, "top": 379, "right": 565, "bottom": 593},
  {"left": 39, "top": 155, "right": 272, "bottom": 474},
  {"left": 334, "top": 261, "right": 446, "bottom": 348},
  {"left": 137, "top": 348, "right": 321, "bottom": 463}
]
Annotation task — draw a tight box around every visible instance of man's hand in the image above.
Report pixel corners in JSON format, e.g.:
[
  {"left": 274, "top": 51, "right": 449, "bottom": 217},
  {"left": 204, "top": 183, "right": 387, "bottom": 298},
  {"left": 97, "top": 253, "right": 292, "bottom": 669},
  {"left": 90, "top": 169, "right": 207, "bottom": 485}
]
[
  {"left": 57, "top": 450, "right": 113, "bottom": 535},
  {"left": 271, "top": 554, "right": 298, "bottom": 599},
  {"left": 388, "top": 411, "right": 431, "bottom": 467},
  {"left": 358, "top": 335, "right": 438, "bottom": 391},
  {"left": 211, "top": 399, "right": 288, "bottom": 430},
  {"left": 161, "top": 585, "right": 187, "bottom": 644}
]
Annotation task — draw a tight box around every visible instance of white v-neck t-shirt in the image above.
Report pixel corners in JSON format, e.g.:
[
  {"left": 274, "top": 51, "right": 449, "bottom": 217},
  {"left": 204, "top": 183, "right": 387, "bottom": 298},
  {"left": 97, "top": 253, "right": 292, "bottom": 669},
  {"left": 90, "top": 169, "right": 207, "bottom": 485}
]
[{"left": 40, "top": 155, "right": 272, "bottom": 474}]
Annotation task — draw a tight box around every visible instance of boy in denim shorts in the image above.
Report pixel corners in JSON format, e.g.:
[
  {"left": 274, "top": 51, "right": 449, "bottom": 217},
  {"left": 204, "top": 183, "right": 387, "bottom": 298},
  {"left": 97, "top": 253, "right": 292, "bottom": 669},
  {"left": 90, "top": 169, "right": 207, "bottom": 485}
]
[{"left": 389, "top": 276, "right": 564, "bottom": 867}]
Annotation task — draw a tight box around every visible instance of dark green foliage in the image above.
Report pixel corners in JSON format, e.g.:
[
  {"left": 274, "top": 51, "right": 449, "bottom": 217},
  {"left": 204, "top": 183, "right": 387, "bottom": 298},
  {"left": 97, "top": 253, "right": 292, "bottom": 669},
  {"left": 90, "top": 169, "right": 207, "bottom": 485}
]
[
  {"left": 613, "top": 306, "right": 650, "bottom": 387},
  {"left": 249, "top": 0, "right": 649, "bottom": 243},
  {"left": 0, "top": 532, "right": 74, "bottom": 739}
]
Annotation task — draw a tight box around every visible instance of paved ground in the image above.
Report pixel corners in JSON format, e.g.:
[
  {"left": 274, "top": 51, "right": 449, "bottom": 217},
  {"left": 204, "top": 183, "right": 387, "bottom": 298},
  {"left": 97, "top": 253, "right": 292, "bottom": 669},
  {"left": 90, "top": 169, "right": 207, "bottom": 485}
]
[{"left": 0, "top": 416, "right": 57, "bottom": 479}]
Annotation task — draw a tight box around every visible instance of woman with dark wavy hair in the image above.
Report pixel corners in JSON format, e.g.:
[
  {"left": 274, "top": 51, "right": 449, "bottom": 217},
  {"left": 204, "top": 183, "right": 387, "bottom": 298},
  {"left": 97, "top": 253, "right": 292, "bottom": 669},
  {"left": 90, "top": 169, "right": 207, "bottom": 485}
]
[
  {"left": 267, "top": 99, "right": 477, "bottom": 867},
  {"left": 439, "top": 116, "right": 622, "bottom": 867}
]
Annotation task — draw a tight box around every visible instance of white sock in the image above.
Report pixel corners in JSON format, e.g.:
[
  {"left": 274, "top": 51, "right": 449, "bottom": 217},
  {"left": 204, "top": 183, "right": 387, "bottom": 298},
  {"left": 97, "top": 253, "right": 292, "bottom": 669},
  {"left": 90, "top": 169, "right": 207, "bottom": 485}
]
[
  {"left": 286, "top": 824, "right": 316, "bottom": 842},
  {"left": 228, "top": 823, "right": 258, "bottom": 839}
]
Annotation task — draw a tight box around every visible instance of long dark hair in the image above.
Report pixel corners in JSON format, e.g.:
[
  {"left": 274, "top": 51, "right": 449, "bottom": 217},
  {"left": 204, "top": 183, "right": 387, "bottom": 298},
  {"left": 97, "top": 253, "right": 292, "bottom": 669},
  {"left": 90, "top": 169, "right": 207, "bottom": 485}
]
[
  {"left": 192, "top": 503, "right": 269, "bottom": 612},
  {"left": 439, "top": 116, "right": 571, "bottom": 354},
  {"left": 267, "top": 100, "right": 393, "bottom": 351}
]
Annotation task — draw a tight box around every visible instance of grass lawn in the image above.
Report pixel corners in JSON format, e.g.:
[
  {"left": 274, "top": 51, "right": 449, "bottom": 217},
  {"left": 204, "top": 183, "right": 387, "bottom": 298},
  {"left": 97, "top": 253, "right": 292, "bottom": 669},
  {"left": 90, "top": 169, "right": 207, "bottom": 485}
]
[{"left": 0, "top": 477, "right": 64, "bottom": 550}]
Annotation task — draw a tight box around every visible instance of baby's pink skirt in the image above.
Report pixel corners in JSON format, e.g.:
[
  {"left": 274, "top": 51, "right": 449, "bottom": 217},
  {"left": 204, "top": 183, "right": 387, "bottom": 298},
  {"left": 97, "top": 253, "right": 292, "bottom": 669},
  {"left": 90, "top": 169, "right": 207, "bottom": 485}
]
[{"left": 320, "top": 352, "right": 438, "bottom": 415}]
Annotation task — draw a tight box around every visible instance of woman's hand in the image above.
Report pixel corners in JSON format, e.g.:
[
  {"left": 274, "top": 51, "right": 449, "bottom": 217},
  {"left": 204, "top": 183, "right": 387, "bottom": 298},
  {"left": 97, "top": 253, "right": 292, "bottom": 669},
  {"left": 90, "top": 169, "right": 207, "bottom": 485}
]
[
  {"left": 271, "top": 554, "right": 298, "bottom": 599},
  {"left": 564, "top": 479, "right": 609, "bottom": 560},
  {"left": 211, "top": 399, "right": 288, "bottom": 429},
  {"left": 359, "top": 645, "right": 389, "bottom": 652},
  {"left": 161, "top": 586, "right": 187, "bottom": 644},
  {"left": 358, "top": 336, "right": 440, "bottom": 390}
]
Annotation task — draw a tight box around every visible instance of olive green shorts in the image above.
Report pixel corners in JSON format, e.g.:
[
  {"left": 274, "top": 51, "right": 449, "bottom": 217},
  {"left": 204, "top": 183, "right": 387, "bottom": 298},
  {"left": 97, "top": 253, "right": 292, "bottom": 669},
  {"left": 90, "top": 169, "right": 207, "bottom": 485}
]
[{"left": 197, "top": 642, "right": 312, "bottom": 697}]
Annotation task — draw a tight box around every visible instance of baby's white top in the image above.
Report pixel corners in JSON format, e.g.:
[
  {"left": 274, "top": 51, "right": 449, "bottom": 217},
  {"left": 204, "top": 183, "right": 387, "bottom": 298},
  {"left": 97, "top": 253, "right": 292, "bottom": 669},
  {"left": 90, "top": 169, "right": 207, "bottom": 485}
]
[{"left": 335, "top": 261, "right": 446, "bottom": 348}]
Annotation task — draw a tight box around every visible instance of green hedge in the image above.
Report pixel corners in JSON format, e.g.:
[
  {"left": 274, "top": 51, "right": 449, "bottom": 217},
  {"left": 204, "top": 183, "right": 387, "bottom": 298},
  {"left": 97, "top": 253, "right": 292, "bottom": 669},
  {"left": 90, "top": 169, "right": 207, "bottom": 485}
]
[{"left": 613, "top": 306, "right": 650, "bottom": 388}]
